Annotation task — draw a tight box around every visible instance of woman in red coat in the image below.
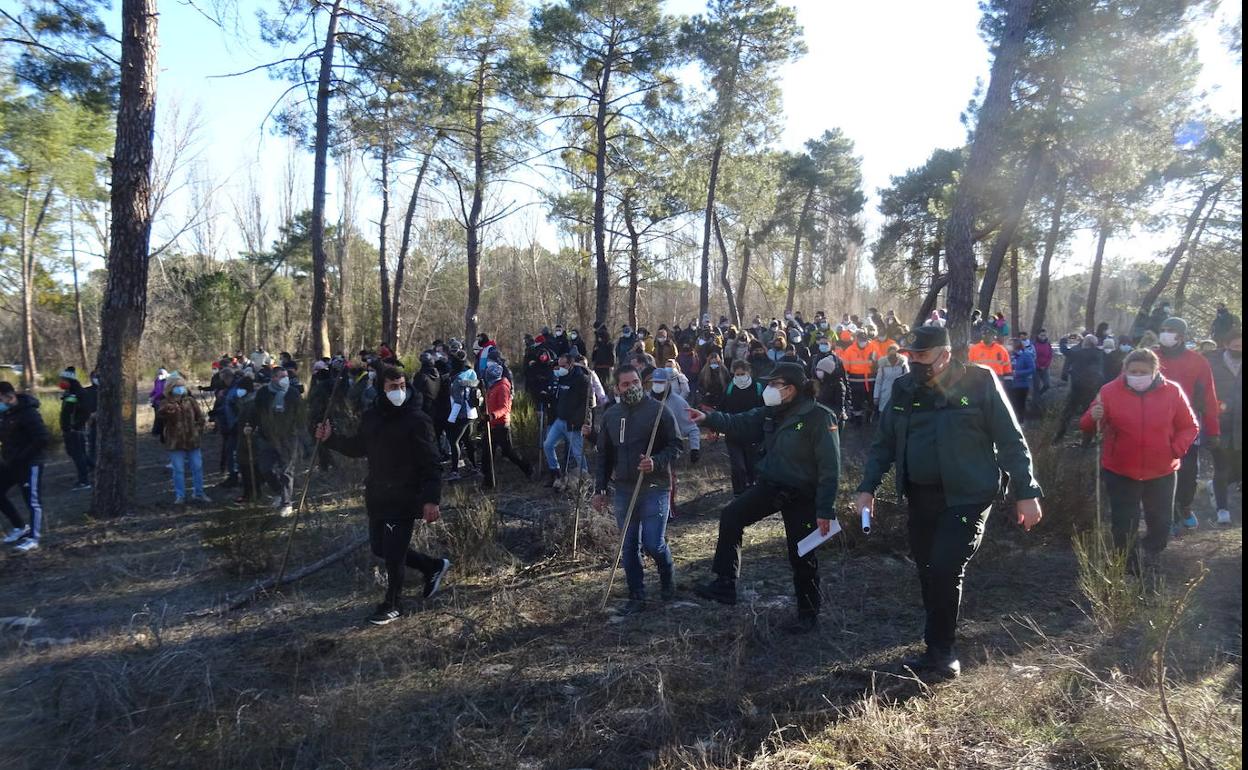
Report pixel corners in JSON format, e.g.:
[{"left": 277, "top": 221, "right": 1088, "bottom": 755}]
[{"left": 1082, "top": 348, "right": 1199, "bottom": 572}]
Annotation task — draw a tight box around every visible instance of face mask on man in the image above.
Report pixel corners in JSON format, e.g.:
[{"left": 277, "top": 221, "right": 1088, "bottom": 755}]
[
  {"left": 1159, "top": 332, "right": 1180, "bottom": 348},
  {"left": 0, "top": 402, "right": 9, "bottom": 413},
  {"left": 386, "top": 388, "right": 407, "bottom": 406},
  {"left": 570, "top": 332, "right": 578, "bottom": 340},
  {"left": 554, "top": 367, "right": 569, "bottom": 378},
  {"left": 733, "top": 374, "right": 752, "bottom": 389},
  {"left": 762, "top": 385, "right": 784, "bottom": 406},
  {"left": 1126, "top": 373, "right": 1154, "bottom": 392},
  {"left": 621, "top": 384, "right": 645, "bottom": 405},
  {"left": 273, "top": 378, "right": 290, "bottom": 392},
  {"left": 909, "top": 351, "right": 947, "bottom": 384},
  {"left": 651, "top": 382, "right": 667, "bottom": 395},
  {"left": 235, "top": 387, "right": 247, "bottom": 398},
  {"left": 554, "top": 329, "right": 564, "bottom": 337},
  {"left": 818, "top": 343, "right": 830, "bottom": 353},
  {"left": 172, "top": 385, "right": 187, "bottom": 396}
]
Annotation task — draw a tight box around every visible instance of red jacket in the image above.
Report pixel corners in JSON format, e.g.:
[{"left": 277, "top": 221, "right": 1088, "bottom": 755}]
[
  {"left": 1081, "top": 375, "right": 1199, "bottom": 481},
  {"left": 1033, "top": 340, "right": 1054, "bottom": 369},
  {"left": 486, "top": 377, "right": 513, "bottom": 427},
  {"left": 1156, "top": 347, "right": 1220, "bottom": 436}
]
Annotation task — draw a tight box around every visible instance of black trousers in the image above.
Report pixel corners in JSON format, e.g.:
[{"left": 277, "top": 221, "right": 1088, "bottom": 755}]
[
  {"left": 711, "top": 481, "right": 820, "bottom": 617},
  {"left": 1008, "top": 387, "right": 1028, "bottom": 424},
  {"left": 63, "top": 430, "right": 93, "bottom": 484},
  {"left": 1053, "top": 385, "right": 1097, "bottom": 443},
  {"left": 480, "top": 424, "right": 531, "bottom": 488},
  {"left": 906, "top": 484, "right": 991, "bottom": 655},
  {"left": 1212, "top": 446, "right": 1242, "bottom": 510},
  {"left": 1103, "top": 470, "right": 1174, "bottom": 571},
  {"left": 368, "top": 517, "right": 442, "bottom": 609},
  {"left": 449, "top": 418, "right": 476, "bottom": 470},
  {"left": 1173, "top": 441, "right": 1200, "bottom": 518},
  {"left": 726, "top": 440, "right": 758, "bottom": 496}
]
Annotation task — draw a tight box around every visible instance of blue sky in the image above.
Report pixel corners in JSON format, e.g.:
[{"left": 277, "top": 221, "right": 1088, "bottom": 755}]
[{"left": 139, "top": 0, "right": 1239, "bottom": 274}]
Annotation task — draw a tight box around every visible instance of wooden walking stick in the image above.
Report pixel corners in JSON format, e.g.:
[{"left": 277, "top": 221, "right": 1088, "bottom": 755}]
[
  {"left": 601, "top": 386, "right": 671, "bottom": 611},
  {"left": 275, "top": 372, "right": 344, "bottom": 585}
]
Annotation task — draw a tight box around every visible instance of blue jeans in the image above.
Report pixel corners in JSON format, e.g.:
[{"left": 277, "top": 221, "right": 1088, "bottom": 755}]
[
  {"left": 614, "top": 487, "right": 674, "bottom": 597},
  {"left": 543, "top": 418, "right": 586, "bottom": 472},
  {"left": 169, "top": 448, "right": 205, "bottom": 500}
]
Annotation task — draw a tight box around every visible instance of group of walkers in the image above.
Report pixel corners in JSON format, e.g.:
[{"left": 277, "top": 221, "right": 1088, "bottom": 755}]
[{"left": 0, "top": 300, "right": 1239, "bottom": 680}]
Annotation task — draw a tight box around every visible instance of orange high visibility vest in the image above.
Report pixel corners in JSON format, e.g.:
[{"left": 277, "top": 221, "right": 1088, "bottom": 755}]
[
  {"left": 868, "top": 339, "right": 893, "bottom": 362},
  {"left": 842, "top": 343, "right": 876, "bottom": 386},
  {"left": 969, "top": 342, "right": 1012, "bottom": 377}
]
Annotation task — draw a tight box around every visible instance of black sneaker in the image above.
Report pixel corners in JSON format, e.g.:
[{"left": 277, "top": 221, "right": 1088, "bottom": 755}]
[
  {"left": 423, "top": 558, "right": 452, "bottom": 599},
  {"left": 902, "top": 649, "right": 961, "bottom": 680},
  {"left": 781, "top": 615, "right": 818, "bottom": 635},
  {"left": 618, "top": 594, "right": 646, "bottom": 616},
  {"left": 693, "top": 577, "right": 737, "bottom": 605},
  {"left": 367, "top": 603, "right": 403, "bottom": 626},
  {"left": 544, "top": 470, "right": 561, "bottom": 488},
  {"left": 660, "top": 580, "right": 676, "bottom": 602}
]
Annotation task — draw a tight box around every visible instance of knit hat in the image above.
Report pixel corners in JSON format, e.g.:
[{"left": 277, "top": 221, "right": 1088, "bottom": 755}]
[
  {"left": 484, "top": 362, "right": 503, "bottom": 385},
  {"left": 1161, "top": 317, "right": 1189, "bottom": 336},
  {"left": 59, "top": 366, "right": 78, "bottom": 381}
]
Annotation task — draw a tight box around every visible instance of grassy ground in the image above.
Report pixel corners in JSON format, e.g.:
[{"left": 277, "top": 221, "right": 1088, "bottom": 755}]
[{"left": 0, "top": 393, "right": 1240, "bottom": 769}]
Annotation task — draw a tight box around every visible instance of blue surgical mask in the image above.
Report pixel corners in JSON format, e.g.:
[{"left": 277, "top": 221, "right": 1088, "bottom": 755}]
[
  {"left": 235, "top": 388, "right": 247, "bottom": 398},
  {"left": 0, "top": 402, "right": 9, "bottom": 413},
  {"left": 172, "top": 386, "right": 187, "bottom": 396}
]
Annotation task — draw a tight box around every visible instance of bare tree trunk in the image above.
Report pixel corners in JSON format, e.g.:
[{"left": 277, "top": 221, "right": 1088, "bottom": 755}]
[
  {"left": 464, "top": 60, "right": 487, "bottom": 343},
  {"left": 393, "top": 143, "right": 436, "bottom": 347},
  {"left": 1083, "top": 218, "right": 1110, "bottom": 332},
  {"left": 943, "top": 0, "right": 1036, "bottom": 351},
  {"left": 785, "top": 188, "right": 814, "bottom": 313},
  {"left": 377, "top": 132, "right": 392, "bottom": 349},
  {"left": 735, "top": 227, "right": 752, "bottom": 325},
  {"left": 915, "top": 273, "right": 951, "bottom": 328},
  {"left": 713, "top": 209, "right": 739, "bottom": 325},
  {"left": 69, "top": 208, "right": 91, "bottom": 369},
  {"left": 1133, "top": 182, "right": 1224, "bottom": 331},
  {"left": 308, "top": 0, "right": 343, "bottom": 358},
  {"left": 976, "top": 141, "right": 1045, "bottom": 314},
  {"left": 1172, "top": 194, "right": 1218, "bottom": 316},
  {"left": 1029, "top": 177, "right": 1066, "bottom": 338},
  {"left": 336, "top": 147, "right": 355, "bottom": 354},
  {"left": 92, "top": 0, "right": 157, "bottom": 518},
  {"left": 1009, "top": 246, "right": 1020, "bottom": 336},
  {"left": 698, "top": 138, "right": 724, "bottom": 319},
  {"left": 592, "top": 53, "right": 614, "bottom": 326},
  {"left": 623, "top": 192, "right": 640, "bottom": 329}
]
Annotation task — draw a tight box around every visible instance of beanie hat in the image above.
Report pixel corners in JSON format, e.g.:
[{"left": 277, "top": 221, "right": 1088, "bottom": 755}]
[
  {"left": 59, "top": 366, "right": 78, "bottom": 381},
  {"left": 1161, "top": 317, "right": 1189, "bottom": 336}
]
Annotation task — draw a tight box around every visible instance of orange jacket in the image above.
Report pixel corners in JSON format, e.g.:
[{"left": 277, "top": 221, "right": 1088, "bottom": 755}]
[
  {"left": 842, "top": 343, "right": 876, "bottom": 381},
  {"left": 868, "top": 339, "right": 894, "bottom": 363},
  {"left": 969, "top": 342, "right": 1012, "bottom": 377}
]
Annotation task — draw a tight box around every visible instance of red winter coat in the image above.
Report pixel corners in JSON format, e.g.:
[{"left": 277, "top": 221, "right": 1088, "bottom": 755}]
[
  {"left": 1033, "top": 340, "right": 1054, "bottom": 369},
  {"left": 486, "top": 377, "right": 513, "bottom": 428},
  {"left": 1081, "top": 375, "right": 1199, "bottom": 481},
  {"left": 1156, "top": 347, "right": 1220, "bottom": 436}
]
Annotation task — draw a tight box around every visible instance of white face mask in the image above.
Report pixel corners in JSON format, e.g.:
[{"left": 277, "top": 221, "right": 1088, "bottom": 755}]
[
  {"left": 1159, "top": 332, "right": 1179, "bottom": 348},
  {"left": 651, "top": 382, "right": 667, "bottom": 395},
  {"left": 762, "top": 385, "right": 784, "bottom": 406},
  {"left": 386, "top": 388, "right": 407, "bottom": 406},
  {"left": 733, "top": 374, "right": 752, "bottom": 388},
  {"left": 1126, "top": 373, "right": 1154, "bottom": 392},
  {"left": 709, "top": 363, "right": 720, "bottom": 370}
]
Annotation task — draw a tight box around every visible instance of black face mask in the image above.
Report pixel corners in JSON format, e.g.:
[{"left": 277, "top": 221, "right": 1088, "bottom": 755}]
[{"left": 910, "top": 353, "right": 946, "bottom": 384}]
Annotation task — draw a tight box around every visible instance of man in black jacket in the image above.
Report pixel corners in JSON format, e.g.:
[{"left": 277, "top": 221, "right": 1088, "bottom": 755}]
[
  {"left": 1052, "top": 334, "right": 1105, "bottom": 446},
  {"left": 58, "top": 366, "right": 95, "bottom": 489},
  {"left": 0, "top": 382, "right": 50, "bottom": 551},
  {"left": 414, "top": 352, "right": 442, "bottom": 422},
  {"left": 541, "top": 354, "right": 593, "bottom": 488},
  {"left": 316, "top": 367, "right": 452, "bottom": 626}
]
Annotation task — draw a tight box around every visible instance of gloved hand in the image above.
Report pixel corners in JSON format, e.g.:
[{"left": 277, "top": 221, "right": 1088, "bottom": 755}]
[{"left": 690, "top": 448, "right": 701, "bottom": 464}]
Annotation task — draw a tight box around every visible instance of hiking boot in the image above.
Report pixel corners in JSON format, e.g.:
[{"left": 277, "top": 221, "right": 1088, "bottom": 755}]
[
  {"left": 1217, "top": 509, "right": 1232, "bottom": 526},
  {"left": 544, "top": 470, "right": 562, "bottom": 489},
  {"left": 781, "top": 615, "right": 819, "bottom": 635},
  {"left": 12, "top": 538, "right": 39, "bottom": 553},
  {"left": 693, "top": 576, "right": 738, "bottom": 606},
  {"left": 1182, "top": 511, "right": 1199, "bottom": 530},
  {"left": 660, "top": 569, "right": 676, "bottom": 601},
  {"left": 366, "top": 603, "right": 402, "bottom": 626},
  {"left": 3, "top": 526, "right": 30, "bottom": 544},
  {"left": 423, "top": 558, "right": 452, "bottom": 599},
  {"left": 618, "top": 593, "right": 646, "bottom": 616},
  {"left": 902, "top": 649, "right": 961, "bottom": 680}
]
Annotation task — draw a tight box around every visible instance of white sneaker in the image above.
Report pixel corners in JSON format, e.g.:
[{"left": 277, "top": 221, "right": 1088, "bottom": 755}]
[
  {"left": 3, "top": 526, "right": 30, "bottom": 544},
  {"left": 1217, "top": 509, "right": 1232, "bottom": 526},
  {"left": 277, "top": 504, "right": 295, "bottom": 517},
  {"left": 13, "top": 538, "right": 38, "bottom": 553}
]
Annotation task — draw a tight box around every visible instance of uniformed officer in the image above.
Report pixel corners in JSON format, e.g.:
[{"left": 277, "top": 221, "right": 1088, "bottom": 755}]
[
  {"left": 688, "top": 362, "right": 841, "bottom": 635},
  {"left": 856, "top": 326, "right": 1043, "bottom": 679}
]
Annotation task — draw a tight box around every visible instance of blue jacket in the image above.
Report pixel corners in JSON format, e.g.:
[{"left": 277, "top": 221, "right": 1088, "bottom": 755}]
[{"left": 1010, "top": 348, "right": 1036, "bottom": 390}]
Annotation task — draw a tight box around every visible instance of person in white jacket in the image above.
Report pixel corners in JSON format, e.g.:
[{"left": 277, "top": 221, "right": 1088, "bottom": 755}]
[
  {"left": 664, "top": 359, "right": 692, "bottom": 400},
  {"left": 874, "top": 343, "right": 910, "bottom": 414}
]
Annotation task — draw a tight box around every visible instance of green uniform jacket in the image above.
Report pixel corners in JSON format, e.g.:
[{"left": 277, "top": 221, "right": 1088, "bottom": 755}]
[
  {"left": 857, "top": 362, "right": 1043, "bottom": 506},
  {"left": 704, "top": 396, "right": 841, "bottom": 516}
]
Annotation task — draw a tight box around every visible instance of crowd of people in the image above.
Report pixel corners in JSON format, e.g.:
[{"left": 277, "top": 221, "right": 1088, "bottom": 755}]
[{"left": 0, "top": 301, "right": 1239, "bottom": 675}]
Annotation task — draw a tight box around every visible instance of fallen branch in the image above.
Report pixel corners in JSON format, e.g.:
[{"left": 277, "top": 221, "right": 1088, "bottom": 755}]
[{"left": 186, "top": 534, "right": 368, "bottom": 617}]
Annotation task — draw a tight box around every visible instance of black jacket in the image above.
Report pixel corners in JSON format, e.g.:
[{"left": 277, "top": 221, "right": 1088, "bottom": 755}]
[
  {"left": 414, "top": 365, "right": 441, "bottom": 420},
  {"left": 721, "top": 379, "right": 764, "bottom": 416},
  {"left": 0, "top": 394, "right": 50, "bottom": 466},
  {"left": 60, "top": 380, "right": 94, "bottom": 431},
  {"left": 550, "top": 366, "right": 592, "bottom": 429},
  {"left": 323, "top": 396, "right": 442, "bottom": 519},
  {"left": 596, "top": 395, "right": 682, "bottom": 493}
]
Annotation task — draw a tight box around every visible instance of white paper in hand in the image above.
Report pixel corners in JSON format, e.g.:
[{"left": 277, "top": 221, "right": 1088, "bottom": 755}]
[{"left": 797, "top": 518, "right": 842, "bottom": 557}]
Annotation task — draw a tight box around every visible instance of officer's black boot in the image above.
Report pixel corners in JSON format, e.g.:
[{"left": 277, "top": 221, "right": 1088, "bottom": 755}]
[
  {"left": 694, "top": 575, "right": 737, "bottom": 605},
  {"left": 902, "top": 647, "right": 961, "bottom": 680}
]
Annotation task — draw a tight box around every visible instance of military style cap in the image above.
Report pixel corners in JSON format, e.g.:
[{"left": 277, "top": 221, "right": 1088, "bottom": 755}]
[
  {"left": 766, "top": 361, "right": 808, "bottom": 387},
  {"left": 901, "top": 326, "right": 949, "bottom": 351}
]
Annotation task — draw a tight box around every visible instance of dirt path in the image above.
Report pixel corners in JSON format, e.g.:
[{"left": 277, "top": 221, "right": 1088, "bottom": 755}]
[{"left": 0, "top": 425, "right": 1240, "bottom": 769}]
